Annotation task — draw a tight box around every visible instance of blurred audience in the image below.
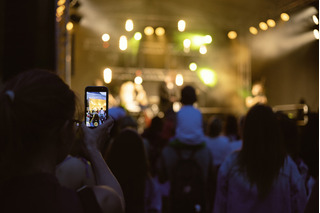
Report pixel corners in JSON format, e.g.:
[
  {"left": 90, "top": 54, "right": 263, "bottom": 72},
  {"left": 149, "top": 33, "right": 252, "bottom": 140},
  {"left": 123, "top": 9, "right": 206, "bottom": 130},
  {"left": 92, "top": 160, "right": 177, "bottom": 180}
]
[
  {"left": 105, "top": 129, "right": 162, "bottom": 213},
  {"left": 157, "top": 85, "right": 216, "bottom": 213},
  {"left": 214, "top": 104, "right": 307, "bottom": 213}
]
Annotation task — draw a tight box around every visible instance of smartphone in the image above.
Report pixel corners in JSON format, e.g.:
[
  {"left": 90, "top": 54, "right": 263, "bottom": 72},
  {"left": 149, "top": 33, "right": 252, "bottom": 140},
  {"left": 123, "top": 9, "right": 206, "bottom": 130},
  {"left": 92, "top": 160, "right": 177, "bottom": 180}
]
[{"left": 85, "top": 86, "right": 109, "bottom": 128}]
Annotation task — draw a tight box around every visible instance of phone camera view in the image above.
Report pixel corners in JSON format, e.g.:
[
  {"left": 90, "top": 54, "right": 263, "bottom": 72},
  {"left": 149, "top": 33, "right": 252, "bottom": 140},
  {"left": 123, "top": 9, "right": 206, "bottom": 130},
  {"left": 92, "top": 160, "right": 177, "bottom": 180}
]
[{"left": 86, "top": 91, "right": 107, "bottom": 127}]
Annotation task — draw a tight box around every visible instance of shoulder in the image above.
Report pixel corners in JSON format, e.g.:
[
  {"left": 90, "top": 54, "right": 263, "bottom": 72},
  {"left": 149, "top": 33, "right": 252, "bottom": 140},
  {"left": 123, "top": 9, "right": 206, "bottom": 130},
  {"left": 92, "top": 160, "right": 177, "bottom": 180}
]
[{"left": 91, "top": 185, "right": 125, "bottom": 213}]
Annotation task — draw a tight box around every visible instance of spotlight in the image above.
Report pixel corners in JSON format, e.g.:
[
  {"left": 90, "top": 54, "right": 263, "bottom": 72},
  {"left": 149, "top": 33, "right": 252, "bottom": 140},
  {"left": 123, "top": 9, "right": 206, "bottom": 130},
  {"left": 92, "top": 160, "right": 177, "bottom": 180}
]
[
  {"left": 313, "top": 29, "right": 319, "bottom": 39},
  {"left": 227, "top": 31, "right": 237, "bottom": 39},
  {"left": 155, "top": 27, "right": 165, "bottom": 36},
  {"left": 144, "top": 26, "right": 154, "bottom": 36},
  {"left": 313, "top": 15, "right": 319, "bottom": 25},
  {"left": 281, "top": 13, "right": 290, "bottom": 21},
  {"left": 249, "top": 27, "right": 258, "bottom": 35},
  {"left": 267, "top": 19, "right": 276, "bottom": 27},
  {"left": 259, "top": 22, "right": 268, "bottom": 31}
]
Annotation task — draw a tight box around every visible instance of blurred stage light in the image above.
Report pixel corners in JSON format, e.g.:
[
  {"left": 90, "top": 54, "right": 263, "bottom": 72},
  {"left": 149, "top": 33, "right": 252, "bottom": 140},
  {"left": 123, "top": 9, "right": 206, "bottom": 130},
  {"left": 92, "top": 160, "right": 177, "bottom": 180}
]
[
  {"left": 125, "top": 19, "right": 134, "bottom": 32},
  {"left": 144, "top": 26, "right": 154, "bottom": 36},
  {"left": 66, "top": 22, "right": 73, "bottom": 31},
  {"left": 199, "top": 45, "right": 207, "bottom": 54},
  {"left": 175, "top": 74, "right": 183, "bottom": 86},
  {"left": 249, "top": 27, "right": 258, "bottom": 35},
  {"left": 189, "top": 63, "right": 197, "bottom": 71},
  {"left": 134, "top": 32, "right": 142, "bottom": 40},
  {"left": 267, "top": 19, "right": 276, "bottom": 27},
  {"left": 104, "top": 68, "right": 112, "bottom": 84},
  {"left": 313, "top": 29, "right": 319, "bottom": 39},
  {"left": 313, "top": 15, "right": 319, "bottom": 25},
  {"left": 204, "top": 35, "right": 212, "bottom": 44},
  {"left": 227, "top": 31, "right": 237, "bottom": 39},
  {"left": 259, "top": 22, "right": 268, "bottom": 31},
  {"left": 178, "top": 20, "right": 186, "bottom": 32},
  {"left": 102, "top": 33, "right": 110, "bottom": 42},
  {"left": 198, "top": 68, "right": 217, "bottom": 87},
  {"left": 155, "top": 27, "right": 165, "bottom": 36},
  {"left": 281, "top": 13, "right": 290, "bottom": 21},
  {"left": 183, "top": 39, "right": 191, "bottom": 48},
  {"left": 134, "top": 76, "right": 143, "bottom": 84},
  {"left": 119, "top": 35, "right": 127, "bottom": 50}
]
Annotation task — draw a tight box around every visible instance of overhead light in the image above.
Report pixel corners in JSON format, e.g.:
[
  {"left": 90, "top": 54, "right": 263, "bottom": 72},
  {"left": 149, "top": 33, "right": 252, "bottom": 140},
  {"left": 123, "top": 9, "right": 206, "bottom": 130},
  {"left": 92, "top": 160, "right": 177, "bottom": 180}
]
[
  {"left": 119, "top": 36, "right": 127, "bottom": 51},
  {"left": 281, "top": 13, "right": 290, "bottom": 21},
  {"left": 189, "top": 63, "right": 197, "bottom": 71},
  {"left": 227, "top": 31, "right": 237, "bottom": 39},
  {"left": 134, "top": 76, "right": 143, "bottom": 85},
  {"left": 204, "top": 35, "right": 212, "bottom": 44},
  {"left": 102, "top": 33, "right": 110, "bottom": 42},
  {"left": 125, "top": 19, "right": 134, "bottom": 32},
  {"left": 104, "top": 68, "right": 112, "bottom": 84},
  {"left": 199, "top": 45, "right": 207, "bottom": 54},
  {"left": 249, "top": 27, "right": 258, "bottom": 35},
  {"left": 267, "top": 19, "right": 276, "bottom": 27},
  {"left": 144, "top": 26, "right": 154, "bottom": 36},
  {"left": 66, "top": 22, "right": 73, "bottom": 31},
  {"left": 313, "top": 15, "right": 319, "bottom": 25},
  {"left": 175, "top": 74, "right": 184, "bottom": 86},
  {"left": 183, "top": 39, "right": 191, "bottom": 48},
  {"left": 178, "top": 20, "right": 186, "bottom": 32},
  {"left": 259, "top": 22, "right": 268, "bottom": 31},
  {"left": 134, "top": 32, "right": 142, "bottom": 40},
  {"left": 155, "top": 27, "right": 165, "bottom": 36}
]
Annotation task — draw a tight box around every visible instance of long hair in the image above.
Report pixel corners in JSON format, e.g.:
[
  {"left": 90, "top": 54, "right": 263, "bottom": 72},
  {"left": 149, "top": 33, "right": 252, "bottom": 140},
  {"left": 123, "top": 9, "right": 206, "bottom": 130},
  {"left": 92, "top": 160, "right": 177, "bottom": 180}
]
[
  {"left": 238, "top": 104, "right": 286, "bottom": 198},
  {"left": 0, "top": 69, "right": 75, "bottom": 182},
  {"left": 106, "top": 128, "right": 149, "bottom": 213}
]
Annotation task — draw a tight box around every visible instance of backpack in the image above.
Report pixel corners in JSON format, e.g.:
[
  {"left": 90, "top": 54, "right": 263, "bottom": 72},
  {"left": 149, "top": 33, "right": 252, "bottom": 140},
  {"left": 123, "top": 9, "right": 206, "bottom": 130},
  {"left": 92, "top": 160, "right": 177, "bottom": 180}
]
[{"left": 170, "top": 148, "right": 206, "bottom": 213}]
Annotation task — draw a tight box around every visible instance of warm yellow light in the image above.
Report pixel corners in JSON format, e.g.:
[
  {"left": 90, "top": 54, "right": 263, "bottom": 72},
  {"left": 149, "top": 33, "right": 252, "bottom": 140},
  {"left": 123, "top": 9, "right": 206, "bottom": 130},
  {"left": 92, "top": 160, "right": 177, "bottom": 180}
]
[
  {"left": 183, "top": 39, "right": 191, "bottom": 48},
  {"left": 189, "top": 63, "right": 197, "bottom": 71},
  {"left": 175, "top": 74, "right": 184, "bottom": 86},
  {"left": 66, "top": 22, "right": 73, "bottom": 31},
  {"left": 134, "top": 32, "right": 142, "bottom": 40},
  {"left": 104, "top": 68, "right": 112, "bottom": 84},
  {"left": 267, "top": 19, "right": 276, "bottom": 27},
  {"left": 102, "top": 33, "right": 110, "bottom": 42},
  {"left": 134, "top": 76, "right": 143, "bottom": 85},
  {"left": 178, "top": 20, "right": 186, "bottom": 32},
  {"left": 57, "top": 0, "right": 66, "bottom": 6},
  {"left": 125, "top": 19, "right": 134, "bottom": 32},
  {"left": 249, "top": 27, "right": 258, "bottom": 35},
  {"left": 56, "top": 5, "right": 65, "bottom": 15},
  {"left": 259, "top": 22, "right": 268, "bottom": 31},
  {"left": 313, "top": 29, "right": 319, "bottom": 39},
  {"left": 155, "top": 27, "right": 165, "bottom": 36},
  {"left": 227, "top": 31, "right": 237, "bottom": 39},
  {"left": 281, "top": 13, "right": 290, "bottom": 21},
  {"left": 204, "top": 35, "right": 212, "bottom": 44},
  {"left": 119, "top": 35, "right": 127, "bottom": 51},
  {"left": 313, "top": 15, "right": 319, "bottom": 25},
  {"left": 199, "top": 45, "right": 207, "bottom": 54},
  {"left": 144, "top": 26, "right": 154, "bottom": 36}
]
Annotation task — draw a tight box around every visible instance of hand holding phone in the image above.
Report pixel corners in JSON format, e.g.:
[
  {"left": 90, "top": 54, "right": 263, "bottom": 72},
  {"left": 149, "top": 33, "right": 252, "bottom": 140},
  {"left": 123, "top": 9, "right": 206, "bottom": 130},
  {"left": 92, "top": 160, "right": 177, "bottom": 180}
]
[{"left": 85, "top": 86, "right": 109, "bottom": 128}]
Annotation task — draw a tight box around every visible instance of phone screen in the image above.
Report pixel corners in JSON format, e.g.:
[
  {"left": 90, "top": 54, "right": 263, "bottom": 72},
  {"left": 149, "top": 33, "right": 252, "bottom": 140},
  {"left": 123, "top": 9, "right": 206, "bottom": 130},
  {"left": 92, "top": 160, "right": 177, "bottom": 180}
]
[{"left": 85, "top": 86, "right": 108, "bottom": 128}]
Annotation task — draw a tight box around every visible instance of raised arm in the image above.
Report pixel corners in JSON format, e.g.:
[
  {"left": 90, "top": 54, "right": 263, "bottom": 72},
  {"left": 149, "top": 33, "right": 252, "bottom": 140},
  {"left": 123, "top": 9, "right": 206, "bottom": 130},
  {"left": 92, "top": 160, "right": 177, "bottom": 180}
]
[{"left": 81, "top": 118, "right": 125, "bottom": 213}]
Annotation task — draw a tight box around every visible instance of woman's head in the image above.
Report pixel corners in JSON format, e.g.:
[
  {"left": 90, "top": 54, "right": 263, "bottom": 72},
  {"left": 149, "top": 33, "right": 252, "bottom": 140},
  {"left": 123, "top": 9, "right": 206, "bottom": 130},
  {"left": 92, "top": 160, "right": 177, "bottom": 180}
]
[
  {"left": 0, "top": 70, "right": 76, "bottom": 176},
  {"left": 106, "top": 128, "right": 148, "bottom": 213},
  {"left": 239, "top": 104, "right": 286, "bottom": 198}
]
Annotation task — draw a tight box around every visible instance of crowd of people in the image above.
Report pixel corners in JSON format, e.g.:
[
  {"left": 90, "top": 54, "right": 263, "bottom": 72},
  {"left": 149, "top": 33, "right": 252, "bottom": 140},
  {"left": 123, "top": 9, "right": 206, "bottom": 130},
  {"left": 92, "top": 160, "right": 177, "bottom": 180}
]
[{"left": 0, "top": 69, "right": 318, "bottom": 213}]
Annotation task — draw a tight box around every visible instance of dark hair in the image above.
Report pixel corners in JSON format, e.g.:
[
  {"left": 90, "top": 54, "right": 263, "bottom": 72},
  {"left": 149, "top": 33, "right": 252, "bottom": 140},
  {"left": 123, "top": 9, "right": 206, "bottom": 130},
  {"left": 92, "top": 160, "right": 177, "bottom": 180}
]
[
  {"left": 224, "top": 114, "right": 239, "bottom": 141},
  {"left": 106, "top": 129, "right": 149, "bottom": 213},
  {"left": 0, "top": 69, "right": 76, "bottom": 181},
  {"left": 238, "top": 104, "right": 286, "bottom": 198},
  {"left": 180, "top": 85, "right": 197, "bottom": 105},
  {"left": 207, "top": 117, "right": 223, "bottom": 137}
]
